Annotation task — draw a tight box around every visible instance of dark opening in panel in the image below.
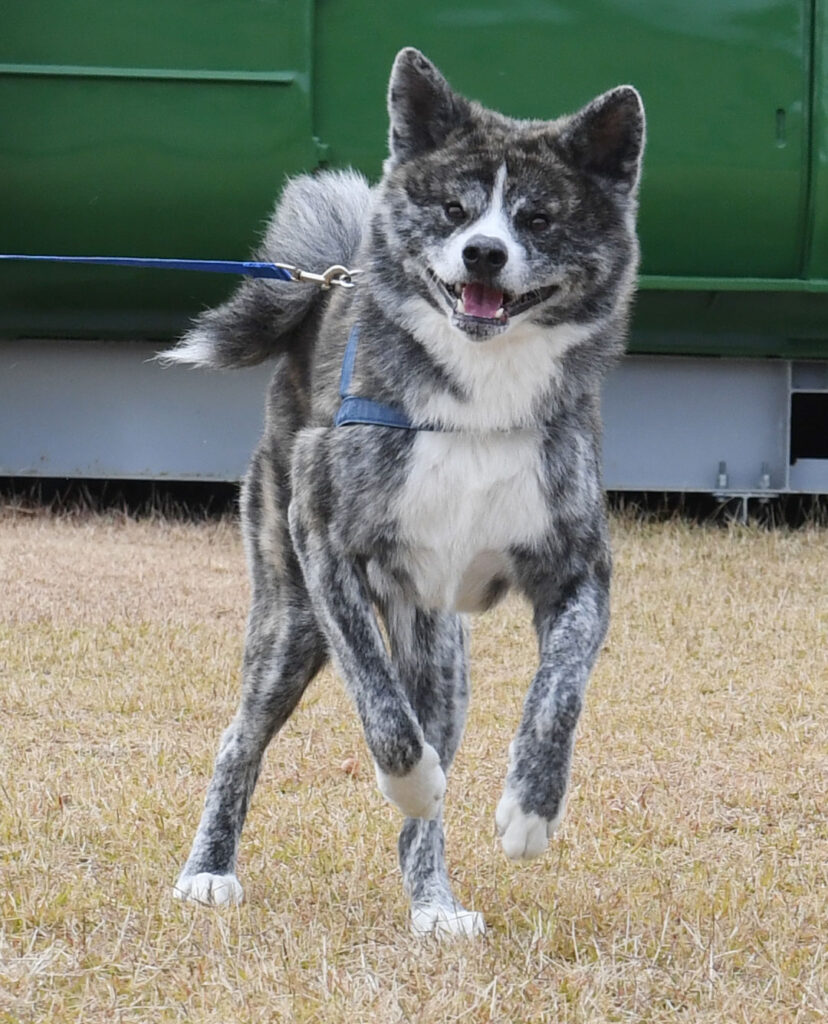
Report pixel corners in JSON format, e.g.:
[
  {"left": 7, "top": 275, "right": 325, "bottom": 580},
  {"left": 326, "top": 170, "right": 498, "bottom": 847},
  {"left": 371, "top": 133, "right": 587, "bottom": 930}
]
[{"left": 790, "top": 393, "right": 828, "bottom": 461}]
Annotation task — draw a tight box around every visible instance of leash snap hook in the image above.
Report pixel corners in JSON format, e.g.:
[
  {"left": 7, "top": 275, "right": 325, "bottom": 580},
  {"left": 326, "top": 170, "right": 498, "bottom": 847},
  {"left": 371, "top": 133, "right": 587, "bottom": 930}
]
[
  {"left": 323, "top": 264, "right": 361, "bottom": 289},
  {"left": 278, "top": 263, "right": 361, "bottom": 289}
]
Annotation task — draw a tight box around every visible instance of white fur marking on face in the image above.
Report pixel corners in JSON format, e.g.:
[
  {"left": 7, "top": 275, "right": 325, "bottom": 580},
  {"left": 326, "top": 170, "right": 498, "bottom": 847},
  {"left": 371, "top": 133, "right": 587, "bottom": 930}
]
[
  {"left": 463, "top": 162, "right": 510, "bottom": 245},
  {"left": 173, "top": 872, "right": 244, "bottom": 905},
  {"left": 375, "top": 742, "right": 446, "bottom": 819},
  {"left": 430, "top": 163, "right": 529, "bottom": 292},
  {"left": 495, "top": 787, "right": 565, "bottom": 861},
  {"left": 411, "top": 903, "right": 486, "bottom": 938}
]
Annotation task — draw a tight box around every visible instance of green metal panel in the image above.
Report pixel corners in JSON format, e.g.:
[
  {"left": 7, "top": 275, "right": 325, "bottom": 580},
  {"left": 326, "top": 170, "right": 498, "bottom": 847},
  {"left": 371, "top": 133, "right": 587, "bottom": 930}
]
[
  {"left": 0, "top": 0, "right": 826, "bottom": 357},
  {"left": 313, "top": 0, "right": 827, "bottom": 358},
  {"left": 0, "top": 0, "right": 318, "bottom": 338},
  {"left": 806, "top": 0, "right": 828, "bottom": 277},
  {"left": 315, "top": 0, "right": 811, "bottom": 279},
  {"left": 632, "top": 289, "right": 828, "bottom": 358}
]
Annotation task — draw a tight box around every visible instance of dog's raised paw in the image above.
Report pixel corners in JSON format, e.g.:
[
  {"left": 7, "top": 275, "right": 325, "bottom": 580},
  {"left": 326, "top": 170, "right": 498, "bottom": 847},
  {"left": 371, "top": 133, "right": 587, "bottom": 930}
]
[
  {"left": 495, "top": 789, "right": 561, "bottom": 860},
  {"left": 173, "top": 872, "right": 244, "bottom": 905},
  {"left": 375, "top": 741, "right": 446, "bottom": 819},
  {"left": 411, "top": 903, "right": 486, "bottom": 939}
]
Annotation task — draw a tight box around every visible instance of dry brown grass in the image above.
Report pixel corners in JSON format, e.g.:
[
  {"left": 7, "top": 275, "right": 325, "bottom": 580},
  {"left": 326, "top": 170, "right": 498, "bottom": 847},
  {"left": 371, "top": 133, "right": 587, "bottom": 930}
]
[{"left": 0, "top": 505, "right": 825, "bottom": 1022}]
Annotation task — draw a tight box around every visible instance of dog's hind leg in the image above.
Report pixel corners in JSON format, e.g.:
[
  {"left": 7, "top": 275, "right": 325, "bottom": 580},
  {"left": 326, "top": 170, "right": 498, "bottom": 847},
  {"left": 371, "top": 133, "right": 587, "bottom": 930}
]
[
  {"left": 386, "top": 607, "right": 485, "bottom": 937},
  {"left": 173, "top": 585, "right": 326, "bottom": 904},
  {"left": 174, "top": 453, "right": 327, "bottom": 905}
]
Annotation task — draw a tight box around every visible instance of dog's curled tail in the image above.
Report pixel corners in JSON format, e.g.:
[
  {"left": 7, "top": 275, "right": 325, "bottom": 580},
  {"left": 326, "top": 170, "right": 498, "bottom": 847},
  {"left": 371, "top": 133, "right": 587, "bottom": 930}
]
[{"left": 159, "top": 170, "right": 372, "bottom": 369}]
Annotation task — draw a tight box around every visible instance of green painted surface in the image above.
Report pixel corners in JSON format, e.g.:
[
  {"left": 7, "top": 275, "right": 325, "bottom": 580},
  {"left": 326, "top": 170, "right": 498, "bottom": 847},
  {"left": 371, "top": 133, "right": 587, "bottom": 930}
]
[
  {"left": 807, "top": 1, "right": 828, "bottom": 277},
  {"left": 0, "top": 0, "right": 317, "bottom": 337},
  {"left": 315, "top": 0, "right": 811, "bottom": 279},
  {"left": 633, "top": 288, "right": 828, "bottom": 357},
  {"left": 0, "top": 0, "right": 826, "bottom": 356}
]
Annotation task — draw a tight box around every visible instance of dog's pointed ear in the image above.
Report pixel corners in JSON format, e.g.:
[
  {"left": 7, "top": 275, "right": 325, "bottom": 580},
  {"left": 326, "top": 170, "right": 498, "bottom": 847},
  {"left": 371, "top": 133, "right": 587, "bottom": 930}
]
[
  {"left": 387, "top": 48, "right": 471, "bottom": 166},
  {"left": 558, "top": 86, "right": 645, "bottom": 193}
]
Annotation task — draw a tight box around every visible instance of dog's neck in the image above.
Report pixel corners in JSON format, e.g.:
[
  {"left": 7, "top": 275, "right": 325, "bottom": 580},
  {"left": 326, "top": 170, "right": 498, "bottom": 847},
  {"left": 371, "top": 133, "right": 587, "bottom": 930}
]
[{"left": 357, "top": 297, "right": 601, "bottom": 433}]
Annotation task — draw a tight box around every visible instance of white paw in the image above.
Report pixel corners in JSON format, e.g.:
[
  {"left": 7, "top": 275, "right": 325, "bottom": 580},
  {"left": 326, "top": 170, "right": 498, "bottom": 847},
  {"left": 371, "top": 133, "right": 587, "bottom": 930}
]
[
  {"left": 173, "top": 872, "right": 244, "bottom": 905},
  {"left": 411, "top": 903, "right": 486, "bottom": 938},
  {"left": 375, "top": 742, "right": 446, "bottom": 819},
  {"left": 495, "top": 789, "right": 562, "bottom": 861}
]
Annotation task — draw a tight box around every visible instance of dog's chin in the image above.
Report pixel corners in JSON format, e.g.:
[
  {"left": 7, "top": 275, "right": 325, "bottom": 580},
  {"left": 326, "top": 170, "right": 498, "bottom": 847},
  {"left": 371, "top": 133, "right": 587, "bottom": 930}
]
[
  {"left": 451, "top": 309, "right": 510, "bottom": 341},
  {"left": 426, "top": 270, "right": 560, "bottom": 343}
]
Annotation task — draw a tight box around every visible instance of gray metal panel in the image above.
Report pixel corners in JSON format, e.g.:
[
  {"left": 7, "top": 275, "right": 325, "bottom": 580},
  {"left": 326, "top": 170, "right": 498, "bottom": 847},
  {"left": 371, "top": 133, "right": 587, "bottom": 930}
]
[
  {"left": 601, "top": 356, "right": 790, "bottom": 492},
  {"left": 1, "top": 341, "right": 826, "bottom": 493},
  {"left": 789, "top": 459, "right": 828, "bottom": 491},
  {"left": 791, "top": 362, "right": 828, "bottom": 390},
  {"left": 0, "top": 339, "right": 271, "bottom": 479}
]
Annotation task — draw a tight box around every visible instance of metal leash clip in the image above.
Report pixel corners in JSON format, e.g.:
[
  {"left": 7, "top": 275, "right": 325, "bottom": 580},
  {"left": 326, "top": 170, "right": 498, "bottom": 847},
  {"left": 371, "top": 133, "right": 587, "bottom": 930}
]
[{"left": 276, "top": 263, "right": 361, "bottom": 289}]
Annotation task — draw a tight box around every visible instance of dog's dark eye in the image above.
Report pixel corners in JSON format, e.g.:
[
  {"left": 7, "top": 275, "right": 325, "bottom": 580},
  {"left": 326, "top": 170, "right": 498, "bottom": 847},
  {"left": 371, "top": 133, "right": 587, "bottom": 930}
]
[
  {"left": 529, "top": 214, "right": 550, "bottom": 232},
  {"left": 444, "top": 202, "right": 466, "bottom": 224}
]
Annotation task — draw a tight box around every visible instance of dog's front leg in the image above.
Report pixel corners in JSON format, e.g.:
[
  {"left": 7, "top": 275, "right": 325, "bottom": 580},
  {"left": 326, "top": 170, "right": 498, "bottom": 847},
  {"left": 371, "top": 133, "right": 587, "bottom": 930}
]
[
  {"left": 288, "top": 505, "right": 446, "bottom": 820},
  {"left": 496, "top": 569, "right": 610, "bottom": 860}
]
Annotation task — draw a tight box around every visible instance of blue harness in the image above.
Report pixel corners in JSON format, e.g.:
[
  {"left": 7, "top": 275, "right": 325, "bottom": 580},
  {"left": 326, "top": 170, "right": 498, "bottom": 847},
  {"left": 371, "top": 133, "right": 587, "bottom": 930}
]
[{"left": 335, "top": 325, "right": 431, "bottom": 431}]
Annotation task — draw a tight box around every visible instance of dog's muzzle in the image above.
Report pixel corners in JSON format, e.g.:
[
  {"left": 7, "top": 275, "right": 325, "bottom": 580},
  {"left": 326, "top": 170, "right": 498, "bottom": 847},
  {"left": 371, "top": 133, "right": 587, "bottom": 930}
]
[{"left": 429, "top": 271, "right": 561, "bottom": 339}]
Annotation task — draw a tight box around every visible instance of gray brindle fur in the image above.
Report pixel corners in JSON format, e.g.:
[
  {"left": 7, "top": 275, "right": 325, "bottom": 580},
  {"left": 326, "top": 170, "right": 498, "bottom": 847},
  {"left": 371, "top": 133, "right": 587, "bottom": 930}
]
[{"left": 165, "top": 48, "right": 645, "bottom": 937}]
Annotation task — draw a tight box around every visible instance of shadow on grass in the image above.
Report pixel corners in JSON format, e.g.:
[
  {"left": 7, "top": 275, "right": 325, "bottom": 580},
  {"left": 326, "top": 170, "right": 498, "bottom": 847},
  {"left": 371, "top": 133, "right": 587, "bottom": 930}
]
[
  {"left": 608, "top": 490, "right": 827, "bottom": 528},
  {"left": 0, "top": 476, "right": 240, "bottom": 522},
  {"left": 0, "top": 476, "right": 825, "bottom": 527}
]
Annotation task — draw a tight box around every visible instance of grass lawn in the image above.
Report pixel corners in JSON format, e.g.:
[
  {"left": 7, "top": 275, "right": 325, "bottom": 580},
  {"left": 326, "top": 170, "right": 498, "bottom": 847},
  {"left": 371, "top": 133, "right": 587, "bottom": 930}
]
[{"left": 0, "top": 505, "right": 825, "bottom": 1022}]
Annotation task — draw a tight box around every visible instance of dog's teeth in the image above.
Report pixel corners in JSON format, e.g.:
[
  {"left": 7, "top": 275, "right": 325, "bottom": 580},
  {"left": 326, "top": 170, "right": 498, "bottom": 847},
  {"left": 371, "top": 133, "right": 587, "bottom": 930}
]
[
  {"left": 454, "top": 284, "right": 462, "bottom": 297},
  {"left": 495, "top": 307, "right": 506, "bottom": 320},
  {"left": 456, "top": 297, "right": 465, "bottom": 314}
]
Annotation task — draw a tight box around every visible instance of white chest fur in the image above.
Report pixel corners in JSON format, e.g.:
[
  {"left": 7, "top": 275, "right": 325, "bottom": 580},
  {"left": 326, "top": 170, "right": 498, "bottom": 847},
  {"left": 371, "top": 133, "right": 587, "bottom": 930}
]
[
  {"left": 392, "top": 430, "right": 549, "bottom": 612},
  {"left": 397, "top": 295, "right": 594, "bottom": 431}
]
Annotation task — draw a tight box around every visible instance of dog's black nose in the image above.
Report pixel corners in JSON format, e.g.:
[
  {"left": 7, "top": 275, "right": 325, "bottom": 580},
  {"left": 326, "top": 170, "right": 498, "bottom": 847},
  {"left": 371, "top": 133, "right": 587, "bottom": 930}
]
[{"left": 462, "top": 235, "right": 508, "bottom": 273}]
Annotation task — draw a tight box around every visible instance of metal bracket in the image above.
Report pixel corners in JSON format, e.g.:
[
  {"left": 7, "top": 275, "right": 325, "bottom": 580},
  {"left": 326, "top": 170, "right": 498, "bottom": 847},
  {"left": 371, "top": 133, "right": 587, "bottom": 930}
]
[{"left": 276, "top": 263, "right": 361, "bottom": 290}]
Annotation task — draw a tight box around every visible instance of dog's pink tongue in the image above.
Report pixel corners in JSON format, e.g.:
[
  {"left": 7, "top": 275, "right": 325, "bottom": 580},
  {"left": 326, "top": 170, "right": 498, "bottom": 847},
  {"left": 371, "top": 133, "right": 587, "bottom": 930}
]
[{"left": 462, "top": 282, "right": 503, "bottom": 318}]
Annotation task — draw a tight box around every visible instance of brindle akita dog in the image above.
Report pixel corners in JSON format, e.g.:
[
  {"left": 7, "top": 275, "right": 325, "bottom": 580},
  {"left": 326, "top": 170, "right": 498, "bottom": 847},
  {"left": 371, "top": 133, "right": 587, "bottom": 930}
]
[{"left": 164, "top": 48, "right": 645, "bottom": 937}]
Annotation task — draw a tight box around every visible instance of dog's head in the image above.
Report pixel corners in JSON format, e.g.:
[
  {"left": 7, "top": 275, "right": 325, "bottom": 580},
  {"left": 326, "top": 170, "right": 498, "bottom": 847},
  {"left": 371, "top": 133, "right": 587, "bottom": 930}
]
[{"left": 374, "top": 48, "right": 645, "bottom": 343}]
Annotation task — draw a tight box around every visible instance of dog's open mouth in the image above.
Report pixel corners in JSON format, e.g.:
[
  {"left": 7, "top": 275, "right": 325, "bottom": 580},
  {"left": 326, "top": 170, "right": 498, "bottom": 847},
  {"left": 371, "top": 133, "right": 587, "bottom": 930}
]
[{"left": 429, "top": 273, "right": 559, "bottom": 336}]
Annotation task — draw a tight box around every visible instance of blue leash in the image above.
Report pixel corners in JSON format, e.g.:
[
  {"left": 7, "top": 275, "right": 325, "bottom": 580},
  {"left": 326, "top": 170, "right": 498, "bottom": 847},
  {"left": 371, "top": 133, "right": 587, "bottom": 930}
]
[
  {"left": 0, "top": 253, "right": 361, "bottom": 288},
  {"left": 0, "top": 253, "right": 293, "bottom": 280}
]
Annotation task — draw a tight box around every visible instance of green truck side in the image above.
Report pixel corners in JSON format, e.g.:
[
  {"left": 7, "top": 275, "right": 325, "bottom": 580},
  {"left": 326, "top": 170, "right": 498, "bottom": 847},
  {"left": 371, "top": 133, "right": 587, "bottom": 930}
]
[{"left": 1, "top": 1, "right": 826, "bottom": 493}]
